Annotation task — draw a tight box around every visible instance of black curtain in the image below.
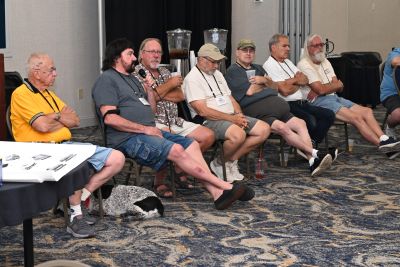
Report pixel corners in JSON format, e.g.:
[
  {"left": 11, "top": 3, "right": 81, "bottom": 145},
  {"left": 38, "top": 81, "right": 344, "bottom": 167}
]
[{"left": 104, "top": 0, "right": 232, "bottom": 65}]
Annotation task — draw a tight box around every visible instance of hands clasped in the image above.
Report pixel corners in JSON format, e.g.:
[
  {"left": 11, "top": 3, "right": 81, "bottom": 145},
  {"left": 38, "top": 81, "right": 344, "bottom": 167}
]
[{"left": 232, "top": 113, "right": 248, "bottom": 129}]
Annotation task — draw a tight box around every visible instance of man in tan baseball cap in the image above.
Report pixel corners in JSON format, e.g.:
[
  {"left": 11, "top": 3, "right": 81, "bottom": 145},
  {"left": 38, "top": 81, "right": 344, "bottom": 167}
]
[
  {"left": 197, "top": 43, "right": 227, "bottom": 61},
  {"left": 182, "top": 43, "right": 269, "bottom": 182}
]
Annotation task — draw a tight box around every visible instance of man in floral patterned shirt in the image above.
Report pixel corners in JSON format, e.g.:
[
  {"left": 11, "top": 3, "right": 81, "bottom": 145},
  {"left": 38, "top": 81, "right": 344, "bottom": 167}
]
[{"left": 135, "top": 38, "right": 215, "bottom": 197}]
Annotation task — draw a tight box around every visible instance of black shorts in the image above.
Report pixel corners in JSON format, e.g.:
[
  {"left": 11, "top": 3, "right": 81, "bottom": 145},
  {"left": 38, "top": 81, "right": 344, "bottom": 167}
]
[
  {"left": 243, "top": 96, "right": 293, "bottom": 126},
  {"left": 382, "top": 94, "right": 400, "bottom": 114}
]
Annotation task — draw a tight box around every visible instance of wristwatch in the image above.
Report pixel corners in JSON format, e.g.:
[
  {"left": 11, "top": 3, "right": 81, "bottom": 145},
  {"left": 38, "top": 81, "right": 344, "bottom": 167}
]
[{"left": 55, "top": 112, "right": 61, "bottom": 121}]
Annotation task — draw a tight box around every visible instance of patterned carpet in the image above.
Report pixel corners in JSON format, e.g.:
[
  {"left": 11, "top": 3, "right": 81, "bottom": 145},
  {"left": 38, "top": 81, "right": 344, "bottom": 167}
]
[{"left": 1, "top": 106, "right": 400, "bottom": 267}]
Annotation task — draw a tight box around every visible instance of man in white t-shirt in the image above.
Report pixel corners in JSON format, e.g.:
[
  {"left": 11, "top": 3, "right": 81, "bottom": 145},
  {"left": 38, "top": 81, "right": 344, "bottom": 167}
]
[
  {"left": 263, "top": 34, "right": 336, "bottom": 153},
  {"left": 297, "top": 34, "right": 400, "bottom": 156},
  {"left": 183, "top": 43, "right": 269, "bottom": 182}
]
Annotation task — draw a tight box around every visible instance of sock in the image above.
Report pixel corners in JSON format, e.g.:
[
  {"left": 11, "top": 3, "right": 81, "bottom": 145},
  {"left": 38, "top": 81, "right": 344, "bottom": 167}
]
[
  {"left": 81, "top": 188, "right": 91, "bottom": 202},
  {"left": 309, "top": 157, "right": 315, "bottom": 166},
  {"left": 380, "top": 135, "right": 389, "bottom": 142},
  {"left": 312, "top": 149, "right": 319, "bottom": 158},
  {"left": 70, "top": 204, "right": 82, "bottom": 222}
]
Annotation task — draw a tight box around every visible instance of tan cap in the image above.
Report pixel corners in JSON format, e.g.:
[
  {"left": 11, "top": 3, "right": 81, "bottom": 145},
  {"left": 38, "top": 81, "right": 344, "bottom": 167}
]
[
  {"left": 237, "top": 39, "right": 256, "bottom": 50},
  {"left": 198, "top": 43, "right": 226, "bottom": 61}
]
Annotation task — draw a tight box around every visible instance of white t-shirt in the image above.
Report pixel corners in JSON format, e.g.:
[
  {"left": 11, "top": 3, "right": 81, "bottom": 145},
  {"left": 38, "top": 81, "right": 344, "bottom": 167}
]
[
  {"left": 183, "top": 67, "right": 234, "bottom": 118},
  {"left": 297, "top": 57, "right": 336, "bottom": 96},
  {"left": 263, "top": 56, "right": 308, "bottom": 101}
]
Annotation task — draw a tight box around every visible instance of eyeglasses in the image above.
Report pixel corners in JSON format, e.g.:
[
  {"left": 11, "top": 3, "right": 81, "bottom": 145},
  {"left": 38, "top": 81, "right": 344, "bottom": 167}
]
[
  {"left": 239, "top": 48, "right": 255, "bottom": 54},
  {"left": 35, "top": 67, "right": 57, "bottom": 74},
  {"left": 143, "top": 50, "right": 163, "bottom": 56},
  {"left": 308, "top": 43, "right": 325, "bottom": 49},
  {"left": 205, "top": 57, "right": 221, "bottom": 65}
]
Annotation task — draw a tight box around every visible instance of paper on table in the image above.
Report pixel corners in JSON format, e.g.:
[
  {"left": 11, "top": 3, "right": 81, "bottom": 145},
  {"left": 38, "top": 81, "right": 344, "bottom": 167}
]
[{"left": 0, "top": 141, "right": 96, "bottom": 183}]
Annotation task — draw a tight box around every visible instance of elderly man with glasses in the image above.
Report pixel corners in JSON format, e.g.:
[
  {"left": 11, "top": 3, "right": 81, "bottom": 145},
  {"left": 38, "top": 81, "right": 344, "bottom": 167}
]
[
  {"left": 134, "top": 38, "right": 215, "bottom": 197},
  {"left": 183, "top": 43, "right": 269, "bottom": 182},
  {"left": 297, "top": 34, "right": 400, "bottom": 157}
]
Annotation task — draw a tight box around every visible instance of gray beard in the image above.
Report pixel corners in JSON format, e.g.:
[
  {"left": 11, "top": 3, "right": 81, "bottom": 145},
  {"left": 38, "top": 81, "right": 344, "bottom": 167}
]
[{"left": 313, "top": 52, "right": 326, "bottom": 63}]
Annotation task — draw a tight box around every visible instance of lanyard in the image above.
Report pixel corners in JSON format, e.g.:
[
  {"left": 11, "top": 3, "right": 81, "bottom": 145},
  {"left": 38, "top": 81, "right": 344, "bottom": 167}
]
[
  {"left": 271, "top": 56, "right": 296, "bottom": 78},
  {"left": 25, "top": 80, "right": 60, "bottom": 112},
  {"left": 38, "top": 90, "right": 60, "bottom": 113},
  {"left": 114, "top": 68, "right": 145, "bottom": 98},
  {"left": 195, "top": 66, "right": 223, "bottom": 98}
]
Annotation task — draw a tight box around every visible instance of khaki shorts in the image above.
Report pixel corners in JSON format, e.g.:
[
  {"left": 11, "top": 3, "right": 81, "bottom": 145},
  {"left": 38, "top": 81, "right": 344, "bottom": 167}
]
[{"left": 156, "top": 120, "right": 200, "bottom": 137}]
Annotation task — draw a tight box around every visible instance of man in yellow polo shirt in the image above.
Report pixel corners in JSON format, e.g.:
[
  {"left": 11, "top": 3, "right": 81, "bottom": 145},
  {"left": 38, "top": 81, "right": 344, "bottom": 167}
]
[{"left": 10, "top": 53, "right": 125, "bottom": 238}]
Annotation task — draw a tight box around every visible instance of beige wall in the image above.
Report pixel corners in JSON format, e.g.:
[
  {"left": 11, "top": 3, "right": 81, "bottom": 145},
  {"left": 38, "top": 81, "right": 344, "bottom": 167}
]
[
  {"left": 1, "top": 0, "right": 100, "bottom": 127},
  {"left": 231, "top": 0, "right": 280, "bottom": 65},
  {"left": 312, "top": 0, "right": 400, "bottom": 60}
]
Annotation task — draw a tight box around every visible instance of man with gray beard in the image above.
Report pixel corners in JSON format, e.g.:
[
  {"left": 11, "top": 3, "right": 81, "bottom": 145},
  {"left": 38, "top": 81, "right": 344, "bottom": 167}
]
[{"left": 297, "top": 34, "right": 400, "bottom": 156}]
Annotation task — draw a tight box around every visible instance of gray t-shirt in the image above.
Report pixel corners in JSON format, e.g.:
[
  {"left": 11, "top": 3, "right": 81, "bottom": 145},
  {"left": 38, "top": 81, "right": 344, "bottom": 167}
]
[
  {"left": 225, "top": 63, "right": 277, "bottom": 108},
  {"left": 92, "top": 68, "right": 155, "bottom": 148}
]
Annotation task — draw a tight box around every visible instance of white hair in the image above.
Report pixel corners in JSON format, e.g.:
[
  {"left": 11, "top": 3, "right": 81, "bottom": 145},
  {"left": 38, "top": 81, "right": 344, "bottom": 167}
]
[{"left": 301, "top": 34, "right": 323, "bottom": 59}]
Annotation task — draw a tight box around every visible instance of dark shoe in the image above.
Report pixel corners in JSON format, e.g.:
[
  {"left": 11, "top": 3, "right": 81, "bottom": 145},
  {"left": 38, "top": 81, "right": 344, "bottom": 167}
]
[
  {"left": 214, "top": 183, "right": 246, "bottom": 210},
  {"left": 66, "top": 215, "right": 95, "bottom": 238},
  {"left": 238, "top": 184, "right": 255, "bottom": 201},
  {"left": 153, "top": 184, "right": 173, "bottom": 199},
  {"left": 81, "top": 204, "right": 97, "bottom": 225},
  {"left": 386, "top": 151, "right": 400, "bottom": 159},
  {"left": 328, "top": 147, "right": 338, "bottom": 162},
  {"left": 310, "top": 154, "right": 332, "bottom": 177},
  {"left": 379, "top": 137, "right": 400, "bottom": 153}
]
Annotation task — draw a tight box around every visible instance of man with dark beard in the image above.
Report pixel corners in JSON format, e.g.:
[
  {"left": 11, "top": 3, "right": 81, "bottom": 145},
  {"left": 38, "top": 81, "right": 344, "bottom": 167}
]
[
  {"left": 92, "top": 38, "right": 254, "bottom": 210},
  {"left": 297, "top": 34, "right": 400, "bottom": 155}
]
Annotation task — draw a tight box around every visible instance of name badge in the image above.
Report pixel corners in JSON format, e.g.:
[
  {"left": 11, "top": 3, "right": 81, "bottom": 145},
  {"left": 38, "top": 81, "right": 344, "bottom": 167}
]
[
  {"left": 215, "top": 95, "right": 227, "bottom": 106},
  {"left": 139, "top": 97, "right": 150, "bottom": 106}
]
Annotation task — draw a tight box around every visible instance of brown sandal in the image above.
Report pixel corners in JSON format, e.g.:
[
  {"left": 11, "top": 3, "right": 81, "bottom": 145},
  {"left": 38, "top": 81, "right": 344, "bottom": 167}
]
[
  {"left": 175, "top": 173, "right": 194, "bottom": 189},
  {"left": 153, "top": 184, "right": 173, "bottom": 198}
]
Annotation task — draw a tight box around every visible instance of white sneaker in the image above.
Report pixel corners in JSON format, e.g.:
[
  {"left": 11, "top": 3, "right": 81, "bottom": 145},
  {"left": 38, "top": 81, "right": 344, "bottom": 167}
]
[
  {"left": 227, "top": 160, "right": 244, "bottom": 181},
  {"left": 210, "top": 159, "right": 239, "bottom": 183},
  {"left": 385, "top": 125, "right": 397, "bottom": 140}
]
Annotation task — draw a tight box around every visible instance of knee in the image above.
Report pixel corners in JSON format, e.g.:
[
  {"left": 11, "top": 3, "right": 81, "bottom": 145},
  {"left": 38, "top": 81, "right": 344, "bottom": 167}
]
[
  {"left": 169, "top": 144, "right": 187, "bottom": 160},
  {"left": 255, "top": 121, "right": 270, "bottom": 139},
  {"left": 108, "top": 150, "right": 125, "bottom": 171},
  {"left": 272, "top": 121, "right": 287, "bottom": 134},
  {"left": 227, "top": 129, "right": 246, "bottom": 144},
  {"left": 200, "top": 129, "right": 215, "bottom": 149}
]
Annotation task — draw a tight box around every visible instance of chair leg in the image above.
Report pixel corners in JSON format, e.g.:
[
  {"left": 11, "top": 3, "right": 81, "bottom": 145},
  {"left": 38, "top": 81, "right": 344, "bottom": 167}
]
[
  {"left": 169, "top": 162, "right": 176, "bottom": 200},
  {"left": 218, "top": 141, "right": 227, "bottom": 181},
  {"left": 344, "top": 122, "right": 349, "bottom": 152},
  {"left": 97, "top": 188, "right": 104, "bottom": 219},
  {"left": 63, "top": 198, "right": 69, "bottom": 226},
  {"left": 279, "top": 137, "right": 285, "bottom": 167}
]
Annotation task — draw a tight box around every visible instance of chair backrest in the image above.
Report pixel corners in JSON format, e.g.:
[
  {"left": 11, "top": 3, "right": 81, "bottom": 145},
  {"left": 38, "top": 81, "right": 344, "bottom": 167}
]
[
  {"left": 394, "top": 65, "right": 400, "bottom": 93},
  {"left": 94, "top": 107, "right": 107, "bottom": 147},
  {"left": 6, "top": 105, "right": 14, "bottom": 140}
]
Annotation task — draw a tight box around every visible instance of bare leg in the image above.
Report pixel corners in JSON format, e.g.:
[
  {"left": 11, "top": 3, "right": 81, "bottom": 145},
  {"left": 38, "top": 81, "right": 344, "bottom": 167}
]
[
  {"left": 229, "top": 120, "right": 270, "bottom": 161},
  {"left": 221, "top": 124, "right": 246, "bottom": 161},
  {"left": 186, "top": 125, "right": 215, "bottom": 152},
  {"left": 387, "top": 107, "right": 400, "bottom": 128},
  {"left": 271, "top": 119, "right": 313, "bottom": 158},
  {"left": 336, "top": 106, "right": 380, "bottom": 145},
  {"left": 167, "top": 143, "right": 233, "bottom": 200},
  {"left": 84, "top": 150, "right": 125, "bottom": 192}
]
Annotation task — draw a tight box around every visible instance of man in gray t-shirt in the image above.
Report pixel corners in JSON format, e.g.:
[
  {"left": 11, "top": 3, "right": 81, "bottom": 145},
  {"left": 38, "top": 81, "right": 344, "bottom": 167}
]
[{"left": 92, "top": 38, "right": 254, "bottom": 210}]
